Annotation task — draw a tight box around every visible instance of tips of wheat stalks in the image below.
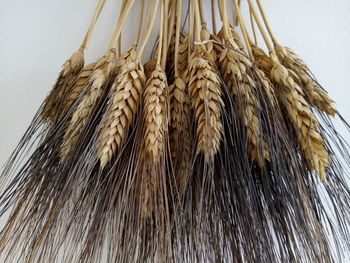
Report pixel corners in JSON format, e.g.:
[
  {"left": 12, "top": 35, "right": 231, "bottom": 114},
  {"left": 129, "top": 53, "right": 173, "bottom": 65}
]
[
  {"left": 42, "top": 48, "right": 85, "bottom": 122},
  {"left": 219, "top": 47, "right": 269, "bottom": 167},
  {"left": 97, "top": 48, "right": 145, "bottom": 168},
  {"left": 144, "top": 65, "right": 168, "bottom": 162},
  {"left": 270, "top": 56, "right": 329, "bottom": 180},
  {"left": 60, "top": 49, "right": 117, "bottom": 162},
  {"left": 189, "top": 45, "right": 223, "bottom": 162},
  {"left": 275, "top": 44, "right": 336, "bottom": 116}
]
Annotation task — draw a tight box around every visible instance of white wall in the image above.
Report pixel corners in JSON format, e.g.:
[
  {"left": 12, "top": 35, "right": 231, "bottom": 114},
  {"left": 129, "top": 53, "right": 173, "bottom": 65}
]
[{"left": 0, "top": 0, "right": 349, "bottom": 260}]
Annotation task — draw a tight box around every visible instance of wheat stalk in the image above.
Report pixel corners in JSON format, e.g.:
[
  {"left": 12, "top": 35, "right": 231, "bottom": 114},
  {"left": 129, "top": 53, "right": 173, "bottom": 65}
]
[
  {"left": 275, "top": 44, "right": 336, "bottom": 115},
  {"left": 270, "top": 55, "right": 329, "bottom": 180},
  {"left": 219, "top": 45, "right": 269, "bottom": 167},
  {"left": 189, "top": 45, "right": 223, "bottom": 162},
  {"left": 143, "top": 65, "right": 168, "bottom": 162},
  {"left": 60, "top": 49, "right": 117, "bottom": 161},
  {"left": 42, "top": 49, "right": 84, "bottom": 122},
  {"left": 63, "top": 62, "right": 97, "bottom": 113},
  {"left": 97, "top": 48, "right": 145, "bottom": 167}
]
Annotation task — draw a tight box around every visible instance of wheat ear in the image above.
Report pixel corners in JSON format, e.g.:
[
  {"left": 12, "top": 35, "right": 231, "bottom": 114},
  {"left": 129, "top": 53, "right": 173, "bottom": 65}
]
[
  {"left": 60, "top": 49, "right": 117, "bottom": 161},
  {"left": 97, "top": 48, "right": 145, "bottom": 167},
  {"left": 275, "top": 44, "right": 336, "bottom": 115},
  {"left": 64, "top": 62, "right": 97, "bottom": 113},
  {"left": 144, "top": 65, "right": 168, "bottom": 162},
  {"left": 219, "top": 46, "right": 269, "bottom": 167},
  {"left": 42, "top": 49, "right": 84, "bottom": 122},
  {"left": 189, "top": 45, "right": 223, "bottom": 161},
  {"left": 270, "top": 55, "right": 329, "bottom": 180}
]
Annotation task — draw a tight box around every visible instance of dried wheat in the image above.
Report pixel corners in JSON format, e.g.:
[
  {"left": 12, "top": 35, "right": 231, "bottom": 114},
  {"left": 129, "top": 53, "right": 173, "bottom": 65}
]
[
  {"left": 97, "top": 48, "right": 145, "bottom": 167},
  {"left": 64, "top": 62, "right": 97, "bottom": 113},
  {"left": 143, "top": 65, "right": 168, "bottom": 162},
  {"left": 189, "top": 45, "right": 223, "bottom": 161},
  {"left": 60, "top": 49, "right": 117, "bottom": 161},
  {"left": 270, "top": 56, "right": 329, "bottom": 180},
  {"left": 144, "top": 59, "right": 157, "bottom": 79},
  {"left": 275, "top": 44, "right": 336, "bottom": 115},
  {"left": 42, "top": 49, "right": 84, "bottom": 122},
  {"left": 219, "top": 46, "right": 269, "bottom": 167}
]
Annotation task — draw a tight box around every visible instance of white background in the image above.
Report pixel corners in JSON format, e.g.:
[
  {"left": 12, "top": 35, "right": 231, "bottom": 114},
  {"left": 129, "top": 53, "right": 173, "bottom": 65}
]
[{"left": 0, "top": 0, "right": 349, "bottom": 260}]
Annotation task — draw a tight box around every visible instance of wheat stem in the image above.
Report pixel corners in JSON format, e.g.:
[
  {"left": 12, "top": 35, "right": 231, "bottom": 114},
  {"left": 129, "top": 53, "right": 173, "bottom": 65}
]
[
  {"left": 80, "top": 0, "right": 107, "bottom": 49},
  {"left": 161, "top": 0, "right": 170, "bottom": 70},
  {"left": 135, "top": 0, "right": 145, "bottom": 47},
  {"left": 255, "top": 0, "right": 278, "bottom": 44},
  {"left": 211, "top": 0, "right": 217, "bottom": 34},
  {"left": 174, "top": 0, "right": 183, "bottom": 77}
]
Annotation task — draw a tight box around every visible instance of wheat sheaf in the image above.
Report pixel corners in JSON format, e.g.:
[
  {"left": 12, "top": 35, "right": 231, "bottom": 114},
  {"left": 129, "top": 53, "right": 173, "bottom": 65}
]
[
  {"left": 42, "top": 49, "right": 85, "bottom": 122},
  {"left": 275, "top": 44, "right": 336, "bottom": 116},
  {"left": 189, "top": 45, "right": 223, "bottom": 162},
  {"left": 270, "top": 57, "right": 330, "bottom": 180},
  {"left": 97, "top": 48, "right": 145, "bottom": 168},
  {"left": 60, "top": 49, "right": 117, "bottom": 161},
  {"left": 219, "top": 45, "right": 269, "bottom": 167},
  {"left": 143, "top": 65, "right": 168, "bottom": 162}
]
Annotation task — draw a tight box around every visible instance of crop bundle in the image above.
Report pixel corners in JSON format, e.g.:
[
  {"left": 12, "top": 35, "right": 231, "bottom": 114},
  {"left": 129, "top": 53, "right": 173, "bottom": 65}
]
[{"left": 1, "top": 0, "right": 350, "bottom": 262}]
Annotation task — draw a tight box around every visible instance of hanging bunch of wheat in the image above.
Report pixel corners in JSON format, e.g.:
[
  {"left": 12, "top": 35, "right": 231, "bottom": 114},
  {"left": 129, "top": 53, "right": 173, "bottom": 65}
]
[{"left": 1, "top": 0, "right": 350, "bottom": 262}]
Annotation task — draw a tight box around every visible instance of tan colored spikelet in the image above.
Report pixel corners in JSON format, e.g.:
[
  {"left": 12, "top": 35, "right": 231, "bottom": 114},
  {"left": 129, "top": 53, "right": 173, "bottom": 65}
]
[
  {"left": 144, "top": 65, "right": 168, "bottom": 162},
  {"left": 275, "top": 44, "right": 336, "bottom": 115},
  {"left": 60, "top": 49, "right": 117, "bottom": 161},
  {"left": 178, "top": 34, "right": 190, "bottom": 82},
  {"left": 97, "top": 48, "right": 145, "bottom": 167},
  {"left": 64, "top": 62, "right": 97, "bottom": 112},
  {"left": 144, "top": 59, "right": 157, "bottom": 79},
  {"left": 219, "top": 46, "right": 269, "bottom": 167},
  {"left": 189, "top": 45, "right": 223, "bottom": 161},
  {"left": 270, "top": 55, "right": 329, "bottom": 180},
  {"left": 42, "top": 48, "right": 84, "bottom": 121},
  {"left": 201, "top": 24, "right": 218, "bottom": 61}
]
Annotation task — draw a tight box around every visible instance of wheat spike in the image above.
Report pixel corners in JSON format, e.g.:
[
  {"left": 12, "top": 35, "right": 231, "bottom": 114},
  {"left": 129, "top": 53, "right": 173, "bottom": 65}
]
[
  {"left": 219, "top": 46, "right": 269, "bottom": 167},
  {"left": 275, "top": 44, "right": 336, "bottom": 115},
  {"left": 270, "top": 56, "right": 329, "bottom": 180},
  {"left": 97, "top": 48, "right": 145, "bottom": 167},
  {"left": 178, "top": 34, "right": 190, "bottom": 82},
  {"left": 144, "top": 65, "right": 168, "bottom": 162},
  {"left": 64, "top": 62, "right": 97, "bottom": 113},
  {"left": 60, "top": 49, "right": 117, "bottom": 161},
  {"left": 42, "top": 49, "right": 84, "bottom": 122},
  {"left": 189, "top": 45, "right": 223, "bottom": 161}
]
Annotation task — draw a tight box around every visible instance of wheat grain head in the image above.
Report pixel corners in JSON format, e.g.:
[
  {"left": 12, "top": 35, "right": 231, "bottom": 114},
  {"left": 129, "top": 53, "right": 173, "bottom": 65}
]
[
  {"left": 219, "top": 46, "right": 269, "bottom": 167},
  {"left": 189, "top": 45, "right": 223, "bottom": 162},
  {"left": 275, "top": 44, "right": 336, "bottom": 115},
  {"left": 63, "top": 62, "right": 97, "bottom": 113},
  {"left": 143, "top": 65, "right": 168, "bottom": 162},
  {"left": 42, "top": 49, "right": 84, "bottom": 122},
  {"left": 60, "top": 49, "right": 117, "bottom": 161},
  {"left": 97, "top": 48, "right": 145, "bottom": 167},
  {"left": 270, "top": 55, "right": 330, "bottom": 180}
]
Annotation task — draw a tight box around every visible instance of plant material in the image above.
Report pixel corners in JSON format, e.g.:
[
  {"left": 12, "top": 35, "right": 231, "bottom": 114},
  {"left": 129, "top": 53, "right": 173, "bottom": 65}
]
[
  {"left": 97, "top": 47, "right": 145, "bottom": 167},
  {"left": 143, "top": 65, "right": 168, "bottom": 162},
  {"left": 189, "top": 44, "right": 223, "bottom": 161}
]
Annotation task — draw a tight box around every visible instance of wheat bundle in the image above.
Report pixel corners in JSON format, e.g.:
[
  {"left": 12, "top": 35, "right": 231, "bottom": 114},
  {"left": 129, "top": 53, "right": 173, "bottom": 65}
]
[{"left": 1, "top": 0, "right": 350, "bottom": 262}]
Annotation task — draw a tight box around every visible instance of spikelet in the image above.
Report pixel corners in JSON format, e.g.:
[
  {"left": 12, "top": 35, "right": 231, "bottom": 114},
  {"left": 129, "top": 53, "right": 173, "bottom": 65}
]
[
  {"left": 97, "top": 48, "right": 145, "bottom": 167},
  {"left": 178, "top": 34, "right": 190, "bottom": 82},
  {"left": 42, "top": 48, "right": 84, "bottom": 122},
  {"left": 189, "top": 45, "right": 223, "bottom": 161},
  {"left": 143, "top": 65, "right": 168, "bottom": 162},
  {"left": 144, "top": 59, "right": 157, "bottom": 79},
  {"left": 60, "top": 49, "right": 117, "bottom": 161},
  {"left": 64, "top": 62, "right": 97, "bottom": 113},
  {"left": 201, "top": 24, "right": 218, "bottom": 61},
  {"left": 269, "top": 55, "right": 329, "bottom": 180},
  {"left": 219, "top": 45, "right": 269, "bottom": 167},
  {"left": 275, "top": 44, "right": 336, "bottom": 115}
]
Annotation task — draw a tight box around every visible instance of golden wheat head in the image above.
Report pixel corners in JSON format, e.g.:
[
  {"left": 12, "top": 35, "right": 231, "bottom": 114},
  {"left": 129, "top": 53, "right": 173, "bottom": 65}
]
[
  {"left": 42, "top": 48, "right": 85, "bottom": 122},
  {"left": 189, "top": 45, "right": 223, "bottom": 162},
  {"left": 270, "top": 56, "right": 329, "bottom": 180},
  {"left": 97, "top": 48, "right": 145, "bottom": 167},
  {"left": 60, "top": 49, "right": 117, "bottom": 161},
  {"left": 143, "top": 65, "right": 168, "bottom": 162}
]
